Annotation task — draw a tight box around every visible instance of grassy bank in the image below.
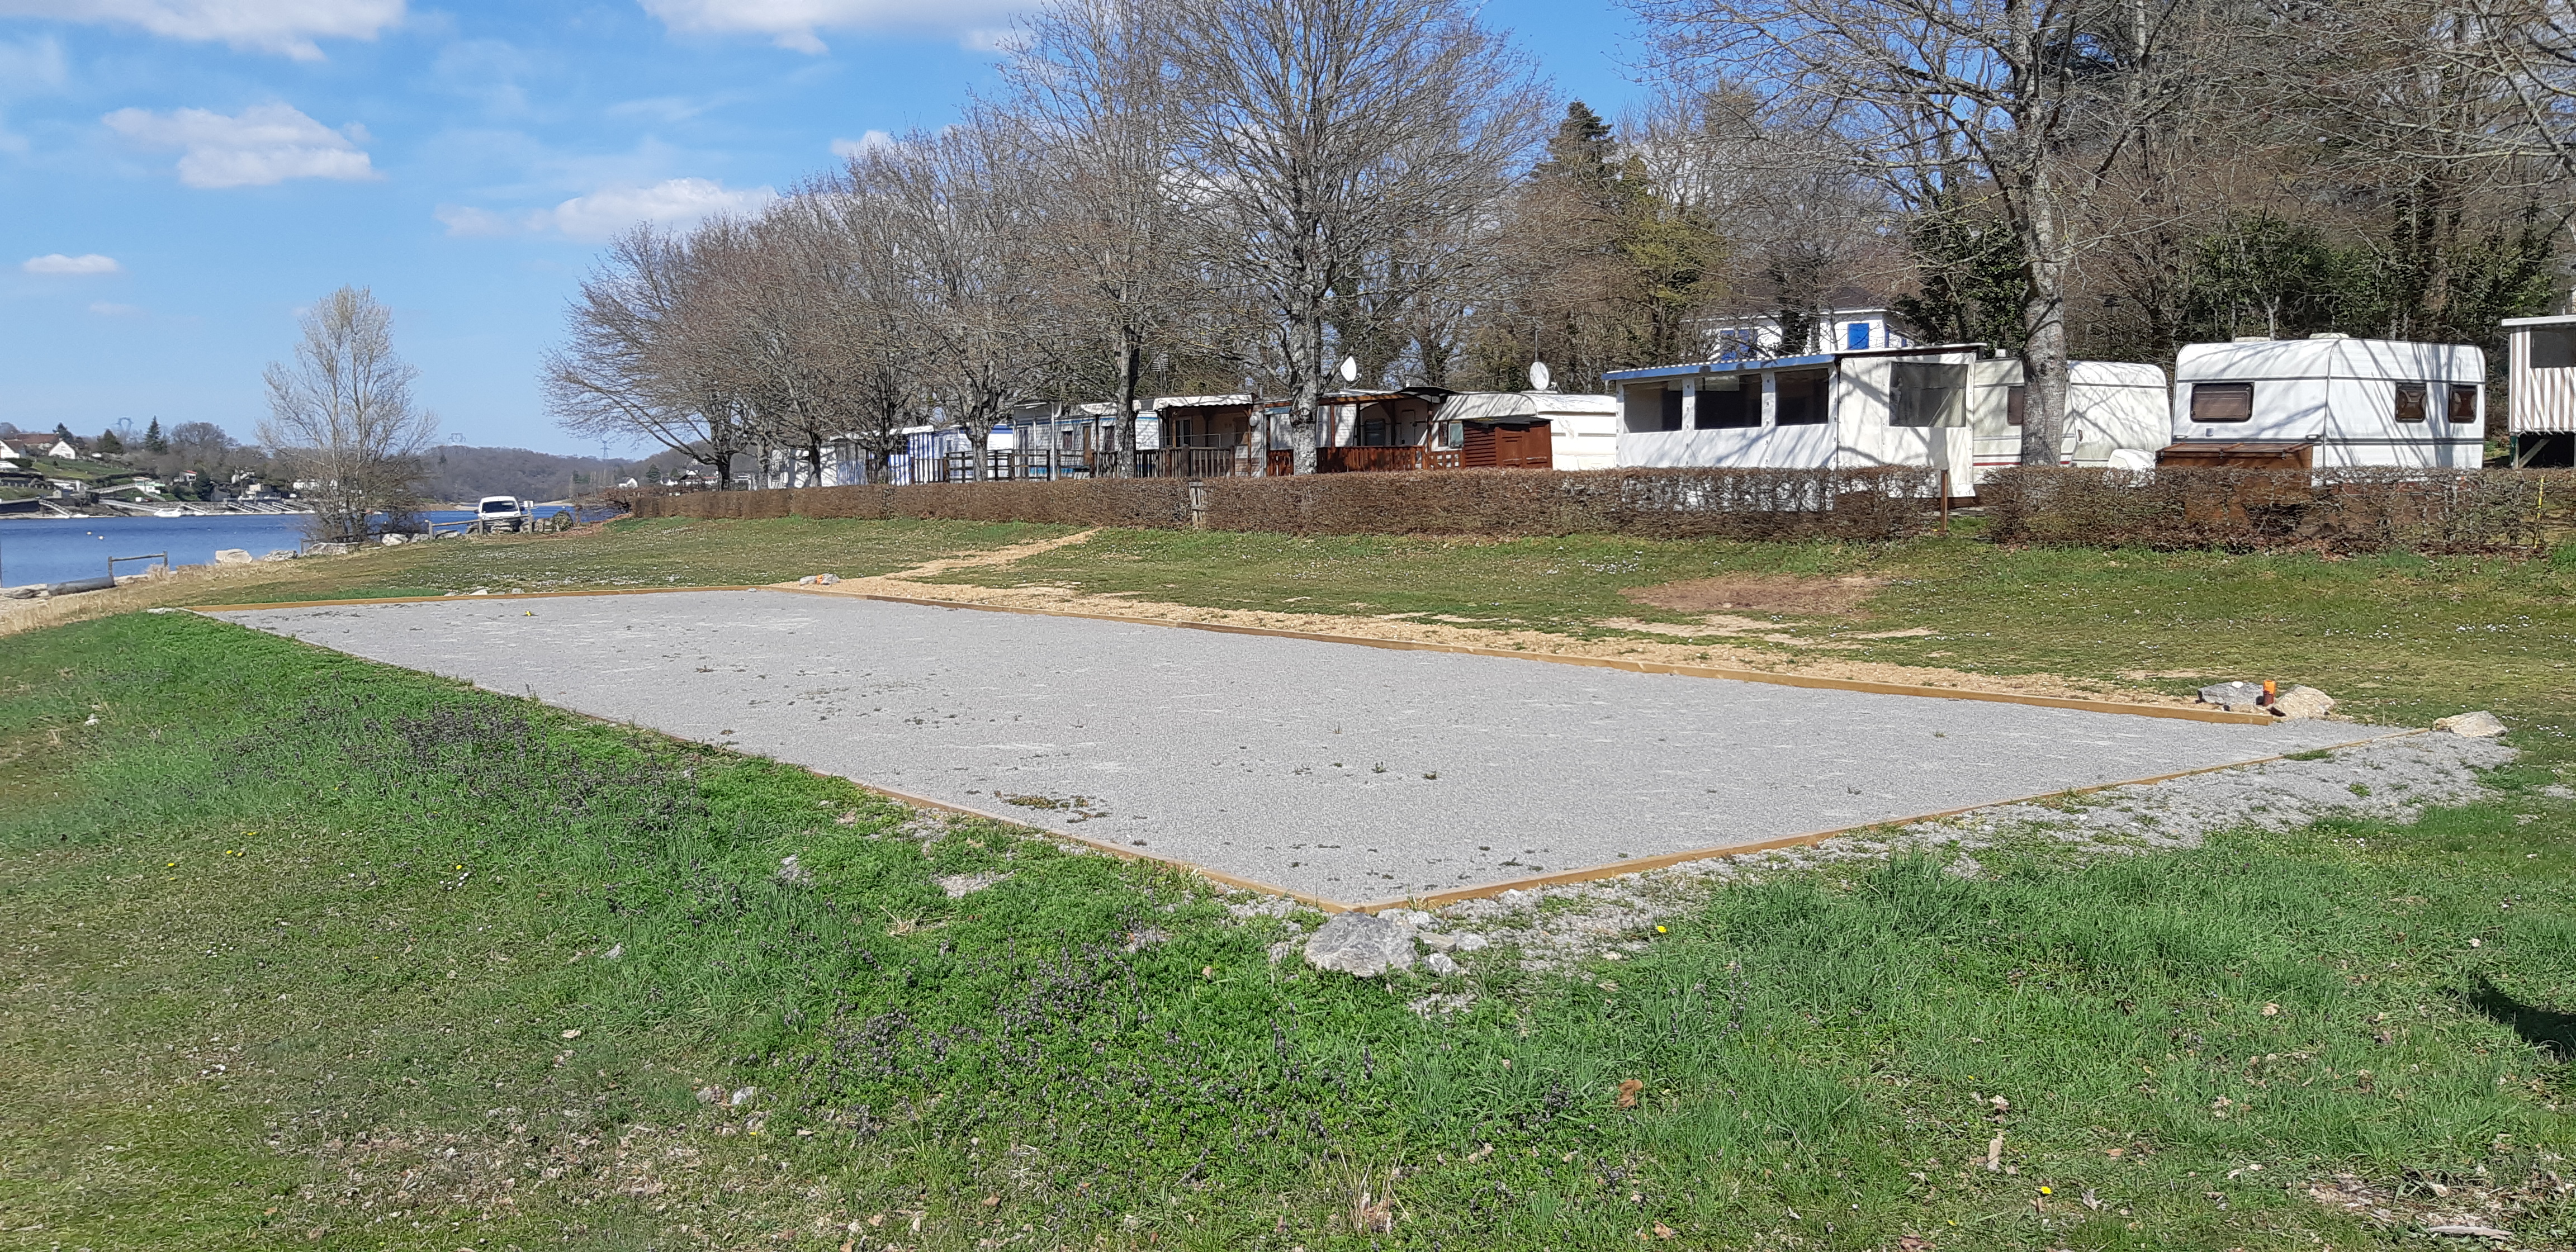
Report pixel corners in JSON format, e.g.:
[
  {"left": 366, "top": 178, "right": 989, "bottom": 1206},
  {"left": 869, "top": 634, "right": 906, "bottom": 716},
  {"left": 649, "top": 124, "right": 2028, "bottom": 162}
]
[{"left": 4, "top": 612, "right": 2574, "bottom": 1249}]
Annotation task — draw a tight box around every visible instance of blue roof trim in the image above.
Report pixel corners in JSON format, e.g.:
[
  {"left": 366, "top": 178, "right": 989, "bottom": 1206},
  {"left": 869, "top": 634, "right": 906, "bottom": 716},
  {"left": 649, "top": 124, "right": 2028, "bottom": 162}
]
[{"left": 1604, "top": 353, "right": 1839, "bottom": 382}]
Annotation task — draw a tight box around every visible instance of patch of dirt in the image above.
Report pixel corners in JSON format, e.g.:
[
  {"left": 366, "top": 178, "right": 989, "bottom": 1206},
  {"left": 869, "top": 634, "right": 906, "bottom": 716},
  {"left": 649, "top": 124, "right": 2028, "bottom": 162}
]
[
  {"left": 1596, "top": 616, "right": 1834, "bottom": 647},
  {"left": 1622, "top": 573, "right": 1882, "bottom": 616}
]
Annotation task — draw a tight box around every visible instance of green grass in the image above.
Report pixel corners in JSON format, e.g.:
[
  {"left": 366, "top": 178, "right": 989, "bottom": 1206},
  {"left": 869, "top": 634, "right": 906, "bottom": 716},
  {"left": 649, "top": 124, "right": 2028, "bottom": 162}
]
[
  {"left": 160, "top": 516, "right": 1073, "bottom": 606},
  {"left": 4, "top": 613, "right": 2574, "bottom": 1250}
]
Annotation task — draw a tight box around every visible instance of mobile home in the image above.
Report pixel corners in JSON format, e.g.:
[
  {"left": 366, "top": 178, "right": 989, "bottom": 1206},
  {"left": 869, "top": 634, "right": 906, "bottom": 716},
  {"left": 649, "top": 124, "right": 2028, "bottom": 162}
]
[
  {"left": 2169, "top": 335, "right": 2485, "bottom": 468},
  {"left": 1607, "top": 347, "right": 2168, "bottom": 485},
  {"left": 2501, "top": 315, "right": 2576, "bottom": 467}
]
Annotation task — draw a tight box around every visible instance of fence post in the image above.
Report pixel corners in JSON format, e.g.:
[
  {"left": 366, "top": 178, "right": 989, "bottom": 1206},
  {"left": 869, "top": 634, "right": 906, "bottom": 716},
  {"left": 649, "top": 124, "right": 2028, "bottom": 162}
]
[{"left": 1188, "top": 478, "right": 1208, "bottom": 529}]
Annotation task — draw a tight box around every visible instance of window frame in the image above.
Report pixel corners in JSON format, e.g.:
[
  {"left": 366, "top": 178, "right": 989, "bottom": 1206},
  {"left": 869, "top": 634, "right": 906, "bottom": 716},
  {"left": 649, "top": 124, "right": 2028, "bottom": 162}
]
[
  {"left": 2394, "top": 382, "right": 2428, "bottom": 424},
  {"left": 2446, "top": 382, "right": 2480, "bottom": 425},
  {"left": 2188, "top": 381, "right": 2254, "bottom": 424}
]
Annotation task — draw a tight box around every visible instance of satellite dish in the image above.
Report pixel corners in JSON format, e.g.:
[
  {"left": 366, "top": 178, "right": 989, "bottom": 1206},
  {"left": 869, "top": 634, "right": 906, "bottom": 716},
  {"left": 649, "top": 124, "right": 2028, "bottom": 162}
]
[
  {"left": 1338, "top": 355, "right": 1360, "bottom": 384},
  {"left": 1528, "top": 361, "right": 1554, "bottom": 392}
]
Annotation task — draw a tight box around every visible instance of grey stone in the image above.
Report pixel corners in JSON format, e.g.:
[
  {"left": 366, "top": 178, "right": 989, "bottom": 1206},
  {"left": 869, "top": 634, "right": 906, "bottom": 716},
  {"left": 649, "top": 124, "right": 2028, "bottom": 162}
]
[
  {"left": 1453, "top": 932, "right": 1490, "bottom": 952},
  {"left": 1420, "top": 931, "right": 1459, "bottom": 952},
  {"left": 1304, "top": 912, "right": 1415, "bottom": 977},
  {"left": 212, "top": 548, "right": 253, "bottom": 565},
  {"left": 1422, "top": 951, "right": 1461, "bottom": 977},
  {"left": 259, "top": 549, "right": 297, "bottom": 562},
  {"left": 381, "top": 533, "right": 408, "bottom": 546},
  {"left": 2271, "top": 685, "right": 2335, "bottom": 720},
  {"left": 797, "top": 575, "right": 818, "bottom": 585},
  {"left": 2433, "top": 710, "right": 2508, "bottom": 738},
  {"left": 2199, "top": 681, "right": 2262, "bottom": 706},
  {"left": 306, "top": 542, "right": 354, "bottom": 556},
  {"left": 775, "top": 854, "right": 811, "bottom": 884},
  {"left": 815, "top": 573, "right": 841, "bottom": 585}
]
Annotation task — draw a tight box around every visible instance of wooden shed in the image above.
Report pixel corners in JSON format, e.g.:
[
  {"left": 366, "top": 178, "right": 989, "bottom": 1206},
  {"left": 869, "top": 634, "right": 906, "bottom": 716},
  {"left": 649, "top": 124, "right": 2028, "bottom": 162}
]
[{"left": 1460, "top": 419, "right": 1552, "bottom": 468}]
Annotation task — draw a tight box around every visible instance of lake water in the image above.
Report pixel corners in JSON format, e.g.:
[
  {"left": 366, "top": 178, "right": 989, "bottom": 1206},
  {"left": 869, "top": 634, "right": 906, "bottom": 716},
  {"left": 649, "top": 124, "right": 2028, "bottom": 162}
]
[{"left": 0, "top": 507, "right": 586, "bottom": 588}]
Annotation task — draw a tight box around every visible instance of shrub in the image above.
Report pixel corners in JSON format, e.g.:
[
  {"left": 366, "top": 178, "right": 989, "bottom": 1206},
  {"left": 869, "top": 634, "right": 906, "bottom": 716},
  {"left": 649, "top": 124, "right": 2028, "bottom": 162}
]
[
  {"left": 629, "top": 467, "right": 1939, "bottom": 542},
  {"left": 1981, "top": 466, "right": 2576, "bottom": 553}
]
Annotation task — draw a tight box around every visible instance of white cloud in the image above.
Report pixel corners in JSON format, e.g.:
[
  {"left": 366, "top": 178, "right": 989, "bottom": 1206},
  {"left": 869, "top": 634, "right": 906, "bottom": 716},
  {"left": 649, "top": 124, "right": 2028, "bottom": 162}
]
[
  {"left": 102, "top": 102, "right": 379, "bottom": 188},
  {"left": 437, "top": 177, "right": 775, "bottom": 242},
  {"left": 638, "top": 0, "right": 1026, "bottom": 53},
  {"left": 828, "top": 129, "right": 891, "bottom": 158},
  {"left": 0, "top": 0, "right": 404, "bottom": 59},
  {"left": 22, "top": 252, "right": 120, "bottom": 274}
]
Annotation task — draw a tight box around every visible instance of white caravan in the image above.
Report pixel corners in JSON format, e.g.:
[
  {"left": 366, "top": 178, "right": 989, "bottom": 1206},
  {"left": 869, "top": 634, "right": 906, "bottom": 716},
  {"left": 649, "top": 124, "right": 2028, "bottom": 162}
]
[
  {"left": 1608, "top": 347, "right": 2169, "bottom": 486},
  {"left": 2170, "top": 335, "right": 2485, "bottom": 467}
]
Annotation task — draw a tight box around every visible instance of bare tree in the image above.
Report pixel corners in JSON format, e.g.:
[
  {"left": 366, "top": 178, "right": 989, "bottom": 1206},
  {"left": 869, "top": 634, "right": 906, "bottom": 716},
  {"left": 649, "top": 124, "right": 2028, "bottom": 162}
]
[
  {"left": 546, "top": 226, "right": 754, "bottom": 485},
  {"left": 1163, "top": 0, "right": 1545, "bottom": 473},
  {"left": 1639, "top": 0, "right": 2198, "bottom": 463},
  {"left": 1003, "top": 0, "right": 1199, "bottom": 474},
  {"left": 856, "top": 120, "right": 1053, "bottom": 480},
  {"left": 260, "top": 285, "right": 438, "bottom": 543}
]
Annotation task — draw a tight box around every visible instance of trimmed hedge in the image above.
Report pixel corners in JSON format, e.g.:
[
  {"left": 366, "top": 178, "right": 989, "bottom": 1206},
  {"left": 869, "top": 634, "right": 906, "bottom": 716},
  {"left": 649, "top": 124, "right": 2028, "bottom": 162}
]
[
  {"left": 1981, "top": 466, "right": 2576, "bottom": 553},
  {"left": 627, "top": 467, "right": 1942, "bottom": 541}
]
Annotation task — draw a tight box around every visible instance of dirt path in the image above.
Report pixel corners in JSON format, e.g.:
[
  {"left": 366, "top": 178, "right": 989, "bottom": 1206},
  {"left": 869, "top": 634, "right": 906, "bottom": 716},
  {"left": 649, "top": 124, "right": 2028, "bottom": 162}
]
[{"left": 787, "top": 532, "right": 2193, "bottom": 708}]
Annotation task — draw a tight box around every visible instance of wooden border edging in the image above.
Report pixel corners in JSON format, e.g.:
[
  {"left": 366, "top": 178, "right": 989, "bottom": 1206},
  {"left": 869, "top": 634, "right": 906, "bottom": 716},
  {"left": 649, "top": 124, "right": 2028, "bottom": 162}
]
[{"left": 771, "top": 585, "right": 2277, "bottom": 725}]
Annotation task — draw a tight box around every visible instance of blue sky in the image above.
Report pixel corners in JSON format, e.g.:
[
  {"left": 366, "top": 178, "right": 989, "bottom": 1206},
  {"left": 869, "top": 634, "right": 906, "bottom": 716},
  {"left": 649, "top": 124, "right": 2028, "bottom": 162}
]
[{"left": 0, "top": 0, "right": 1650, "bottom": 456}]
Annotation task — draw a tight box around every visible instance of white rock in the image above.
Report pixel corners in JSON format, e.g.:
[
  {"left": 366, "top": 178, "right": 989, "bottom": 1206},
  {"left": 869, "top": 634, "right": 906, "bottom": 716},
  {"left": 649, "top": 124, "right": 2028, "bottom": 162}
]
[
  {"left": 1423, "top": 951, "right": 1461, "bottom": 977},
  {"left": 381, "top": 533, "right": 407, "bottom": 546},
  {"left": 2199, "top": 680, "right": 2262, "bottom": 706},
  {"left": 1303, "top": 912, "right": 1415, "bottom": 977},
  {"left": 816, "top": 573, "right": 842, "bottom": 585},
  {"left": 260, "top": 549, "right": 297, "bottom": 562},
  {"left": 2270, "top": 685, "right": 2335, "bottom": 720},
  {"left": 212, "top": 548, "right": 253, "bottom": 565},
  {"left": 1454, "top": 932, "right": 1490, "bottom": 952},
  {"left": 2433, "top": 710, "right": 2507, "bottom": 738},
  {"left": 797, "top": 575, "right": 818, "bottom": 585}
]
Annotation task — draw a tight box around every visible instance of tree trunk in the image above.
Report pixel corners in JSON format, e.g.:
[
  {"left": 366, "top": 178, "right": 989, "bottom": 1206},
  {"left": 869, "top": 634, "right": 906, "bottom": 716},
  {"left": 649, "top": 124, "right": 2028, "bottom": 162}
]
[
  {"left": 1114, "top": 334, "right": 1142, "bottom": 478},
  {"left": 1290, "top": 309, "right": 1326, "bottom": 475},
  {"left": 2016, "top": 186, "right": 2071, "bottom": 467}
]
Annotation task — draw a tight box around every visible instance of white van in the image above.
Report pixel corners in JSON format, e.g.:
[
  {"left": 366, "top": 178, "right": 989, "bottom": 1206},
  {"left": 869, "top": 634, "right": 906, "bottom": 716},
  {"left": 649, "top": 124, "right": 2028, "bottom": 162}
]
[
  {"left": 475, "top": 495, "right": 534, "bottom": 532},
  {"left": 2171, "top": 335, "right": 2485, "bottom": 468}
]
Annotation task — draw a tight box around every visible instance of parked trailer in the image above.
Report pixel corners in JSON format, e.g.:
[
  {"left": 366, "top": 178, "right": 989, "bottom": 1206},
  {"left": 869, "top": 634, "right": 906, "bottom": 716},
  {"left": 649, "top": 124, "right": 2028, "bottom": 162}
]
[
  {"left": 2501, "top": 314, "right": 2576, "bottom": 467},
  {"left": 1607, "top": 346, "right": 2169, "bottom": 487},
  {"left": 2168, "top": 335, "right": 2485, "bottom": 468}
]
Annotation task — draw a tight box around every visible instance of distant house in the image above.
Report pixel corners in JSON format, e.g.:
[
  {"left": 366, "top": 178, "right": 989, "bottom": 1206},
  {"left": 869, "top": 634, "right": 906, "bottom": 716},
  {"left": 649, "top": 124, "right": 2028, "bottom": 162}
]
[
  {"left": 41, "top": 438, "right": 78, "bottom": 458},
  {"left": 1698, "top": 305, "right": 1919, "bottom": 361},
  {"left": 0, "top": 440, "right": 20, "bottom": 463}
]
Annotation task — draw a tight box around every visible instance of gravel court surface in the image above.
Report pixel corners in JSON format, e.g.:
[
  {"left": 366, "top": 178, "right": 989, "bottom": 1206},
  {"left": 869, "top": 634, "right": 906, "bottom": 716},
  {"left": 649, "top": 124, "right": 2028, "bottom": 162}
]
[{"left": 215, "top": 590, "right": 2376, "bottom": 906}]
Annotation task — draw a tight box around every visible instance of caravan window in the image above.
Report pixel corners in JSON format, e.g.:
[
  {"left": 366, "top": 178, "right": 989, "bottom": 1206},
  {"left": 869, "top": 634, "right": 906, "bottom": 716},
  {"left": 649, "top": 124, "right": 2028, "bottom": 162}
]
[
  {"left": 2394, "top": 382, "right": 2427, "bottom": 423},
  {"left": 1888, "top": 362, "right": 1969, "bottom": 426},
  {"left": 2006, "top": 385, "right": 2026, "bottom": 426},
  {"left": 2189, "top": 382, "right": 2253, "bottom": 423},
  {"left": 2447, "top": 383, "right": 2480, "bottom": 424},
  {"left": 1695, "top": 378, "right": 1758, "bottom": 429},
  {"left": 1776, "top": 370, "right": 1830, "bottom": 425}
]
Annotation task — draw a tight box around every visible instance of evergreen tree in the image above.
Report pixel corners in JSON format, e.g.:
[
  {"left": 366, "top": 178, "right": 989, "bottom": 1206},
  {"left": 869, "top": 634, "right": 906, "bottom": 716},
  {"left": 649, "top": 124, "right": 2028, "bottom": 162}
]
[
  {"left": 95, "top": 428, "right": 125, "bottom": 455},
  {"left": 144, "top": 418, "right": 167, "bottom": 453}
]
